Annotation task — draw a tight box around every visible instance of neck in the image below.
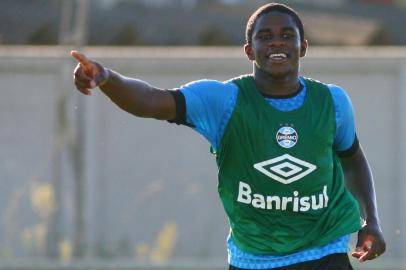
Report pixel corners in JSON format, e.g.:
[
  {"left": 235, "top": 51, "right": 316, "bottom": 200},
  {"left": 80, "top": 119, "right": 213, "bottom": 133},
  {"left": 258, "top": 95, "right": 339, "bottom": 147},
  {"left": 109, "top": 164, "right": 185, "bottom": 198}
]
[{"left": 253, "top": 69, "right": 300, "bottom": 96}]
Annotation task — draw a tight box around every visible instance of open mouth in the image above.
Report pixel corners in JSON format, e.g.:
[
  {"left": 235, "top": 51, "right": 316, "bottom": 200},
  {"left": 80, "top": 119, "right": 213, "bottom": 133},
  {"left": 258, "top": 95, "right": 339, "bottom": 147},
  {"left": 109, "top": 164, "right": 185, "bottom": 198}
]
[{"left": 268, "top": 53, "right": 288, "bottom": 61}]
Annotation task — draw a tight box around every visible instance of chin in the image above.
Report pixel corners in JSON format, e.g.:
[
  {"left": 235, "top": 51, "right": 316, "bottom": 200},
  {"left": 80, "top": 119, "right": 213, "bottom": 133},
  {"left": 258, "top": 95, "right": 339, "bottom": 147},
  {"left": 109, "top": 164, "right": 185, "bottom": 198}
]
[
  {"left": 266, "top": 69, "right": 291, "bottom": 79},
  {"left": 256, "top": 65, "right": 294, "bottom": 79}
]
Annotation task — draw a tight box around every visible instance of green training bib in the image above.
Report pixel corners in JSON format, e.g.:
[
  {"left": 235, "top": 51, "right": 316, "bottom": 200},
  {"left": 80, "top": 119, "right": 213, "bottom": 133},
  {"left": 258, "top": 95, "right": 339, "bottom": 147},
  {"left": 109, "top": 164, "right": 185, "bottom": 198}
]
[{"left": 216, "top": 75, "right": 362, "bottom": 255}]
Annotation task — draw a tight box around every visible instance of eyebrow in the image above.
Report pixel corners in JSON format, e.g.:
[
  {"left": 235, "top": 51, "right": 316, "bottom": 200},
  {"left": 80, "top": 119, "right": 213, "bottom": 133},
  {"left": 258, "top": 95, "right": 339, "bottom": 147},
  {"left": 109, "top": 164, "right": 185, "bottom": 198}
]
[{"left": 255, "top": 27, "right": 297, "bottom": 34}]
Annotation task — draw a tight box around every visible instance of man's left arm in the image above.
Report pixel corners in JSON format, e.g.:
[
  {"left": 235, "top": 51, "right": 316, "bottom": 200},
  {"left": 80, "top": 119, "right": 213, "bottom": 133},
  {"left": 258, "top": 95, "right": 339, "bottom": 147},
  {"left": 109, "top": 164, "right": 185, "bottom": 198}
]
[
  {"left": 340, "top": 146, "right": 386, "bottom": 262},
  {"left": 329, "top": 83, "right": 386, "bottom": 262}
]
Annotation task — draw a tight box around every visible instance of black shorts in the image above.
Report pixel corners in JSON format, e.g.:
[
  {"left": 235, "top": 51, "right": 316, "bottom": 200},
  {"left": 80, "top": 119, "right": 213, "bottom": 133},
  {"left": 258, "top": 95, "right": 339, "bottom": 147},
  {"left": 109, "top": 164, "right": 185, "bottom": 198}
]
[{"left": 229, "top": 253, "right": 353, "bottom": 270}]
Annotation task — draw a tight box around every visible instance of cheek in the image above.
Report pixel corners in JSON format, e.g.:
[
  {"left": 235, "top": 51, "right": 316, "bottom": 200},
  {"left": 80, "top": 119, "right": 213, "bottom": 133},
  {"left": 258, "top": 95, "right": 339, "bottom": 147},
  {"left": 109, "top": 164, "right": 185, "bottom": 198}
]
[{"left": 251, "top": 47, "right": 266, "bottom": 61}]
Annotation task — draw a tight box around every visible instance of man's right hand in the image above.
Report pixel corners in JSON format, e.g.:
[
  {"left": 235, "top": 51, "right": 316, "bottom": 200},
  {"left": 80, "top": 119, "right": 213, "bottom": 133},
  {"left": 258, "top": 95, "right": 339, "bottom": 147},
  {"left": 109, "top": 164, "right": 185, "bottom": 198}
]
[
  {"left": 71, "top": 50, "right": 109, "bottom": 95},
  {"left": 70, "top": 50, "right": 176, "bottom": 120}
]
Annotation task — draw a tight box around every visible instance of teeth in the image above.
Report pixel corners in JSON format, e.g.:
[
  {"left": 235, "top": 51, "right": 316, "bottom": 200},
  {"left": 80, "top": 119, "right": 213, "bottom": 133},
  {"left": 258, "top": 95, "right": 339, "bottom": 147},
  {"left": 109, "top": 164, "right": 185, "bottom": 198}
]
[{"left": 269, "top": 53, "right": 287, "bottom": 59}]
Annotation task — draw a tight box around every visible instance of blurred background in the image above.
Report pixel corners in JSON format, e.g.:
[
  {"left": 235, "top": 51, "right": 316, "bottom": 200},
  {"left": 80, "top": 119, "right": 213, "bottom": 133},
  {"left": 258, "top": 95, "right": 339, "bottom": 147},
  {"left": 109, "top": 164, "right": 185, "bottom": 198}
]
[
  {"left": 1, "top": 0, "right": 406, "bottom": 46},
  {"left": 0, "top": 0, "right": 406, "bottom": 270}
]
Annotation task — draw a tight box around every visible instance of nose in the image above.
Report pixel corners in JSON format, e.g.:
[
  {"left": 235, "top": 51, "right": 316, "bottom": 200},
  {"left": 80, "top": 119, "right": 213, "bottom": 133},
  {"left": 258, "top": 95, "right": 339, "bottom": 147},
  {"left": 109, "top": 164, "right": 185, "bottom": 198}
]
[{"left": 268, "top": 36, "right": 285, "bottom": 47}]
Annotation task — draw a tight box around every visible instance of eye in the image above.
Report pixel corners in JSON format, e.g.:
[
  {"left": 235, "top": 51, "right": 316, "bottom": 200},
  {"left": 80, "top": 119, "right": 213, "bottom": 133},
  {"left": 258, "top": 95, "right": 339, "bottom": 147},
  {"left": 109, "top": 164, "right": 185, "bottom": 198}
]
[
  {"left": 256, "top": 33, "right": 272, "bottom": 41},
  {"left": 282, "top": 33, "right": 294, "bottom": 39}
]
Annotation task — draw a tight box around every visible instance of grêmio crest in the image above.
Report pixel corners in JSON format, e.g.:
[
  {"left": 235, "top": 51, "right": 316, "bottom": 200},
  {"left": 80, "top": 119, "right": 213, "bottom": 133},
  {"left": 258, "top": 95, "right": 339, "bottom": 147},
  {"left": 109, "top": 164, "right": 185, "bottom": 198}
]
[{"left": 276, "top": 126, "right": 298, "bottom": 148}]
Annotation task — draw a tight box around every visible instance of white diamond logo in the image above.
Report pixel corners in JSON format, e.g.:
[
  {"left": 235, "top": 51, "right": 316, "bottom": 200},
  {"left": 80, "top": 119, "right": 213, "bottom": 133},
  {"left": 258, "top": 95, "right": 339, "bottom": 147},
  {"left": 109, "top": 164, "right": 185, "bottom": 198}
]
[
  {"left": 271, "top": 162, "right": 302, "bottom": 177},
  {"left": 253, "top": 154, "right": 317, "bottom": 184}
]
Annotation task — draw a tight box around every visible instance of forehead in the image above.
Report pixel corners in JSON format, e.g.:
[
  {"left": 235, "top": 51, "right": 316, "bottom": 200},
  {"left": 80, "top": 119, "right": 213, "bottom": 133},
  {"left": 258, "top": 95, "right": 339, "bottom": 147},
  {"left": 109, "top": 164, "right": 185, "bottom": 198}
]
[{"left": 254, "top": 11, "right": 299, "bottom": 33}]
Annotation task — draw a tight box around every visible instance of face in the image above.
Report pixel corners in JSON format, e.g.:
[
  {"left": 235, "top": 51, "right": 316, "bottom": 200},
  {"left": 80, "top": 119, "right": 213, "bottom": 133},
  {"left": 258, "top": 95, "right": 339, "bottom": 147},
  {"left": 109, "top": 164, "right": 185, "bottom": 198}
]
[{"left": 245, "top": 11, "right": 308, "bottom": 79}]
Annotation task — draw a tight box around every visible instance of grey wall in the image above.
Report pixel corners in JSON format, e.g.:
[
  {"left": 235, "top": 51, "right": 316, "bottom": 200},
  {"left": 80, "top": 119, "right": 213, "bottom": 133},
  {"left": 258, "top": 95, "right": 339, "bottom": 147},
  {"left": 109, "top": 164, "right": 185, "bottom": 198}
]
[{"left": 0, "top": 46, "right": 405, "bottom": 268}]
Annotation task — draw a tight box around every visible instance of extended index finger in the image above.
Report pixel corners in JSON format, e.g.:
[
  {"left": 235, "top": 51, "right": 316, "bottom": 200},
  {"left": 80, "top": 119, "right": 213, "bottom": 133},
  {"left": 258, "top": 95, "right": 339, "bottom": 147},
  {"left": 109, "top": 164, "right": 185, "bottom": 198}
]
[{"left": 70, "top": 50, "right": 92, "bottom": 67}]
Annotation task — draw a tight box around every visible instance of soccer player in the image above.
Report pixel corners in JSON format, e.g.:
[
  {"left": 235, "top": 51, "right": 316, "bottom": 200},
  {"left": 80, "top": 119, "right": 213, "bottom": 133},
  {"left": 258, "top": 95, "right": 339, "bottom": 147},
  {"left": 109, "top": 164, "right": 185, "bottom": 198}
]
[{"left": 71, "top": 3, "right": 386, "bottom": 269}]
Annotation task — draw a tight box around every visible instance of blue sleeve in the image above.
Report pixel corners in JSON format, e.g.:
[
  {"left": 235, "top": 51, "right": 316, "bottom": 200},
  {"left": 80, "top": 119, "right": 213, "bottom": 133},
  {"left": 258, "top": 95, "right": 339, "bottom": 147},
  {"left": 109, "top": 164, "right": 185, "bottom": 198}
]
[
  {"left": 179, "top": 80, "right": 238, "bottom": 150},
  {"left": 328, "top": 84, "right": 356, "bottom": 151}
]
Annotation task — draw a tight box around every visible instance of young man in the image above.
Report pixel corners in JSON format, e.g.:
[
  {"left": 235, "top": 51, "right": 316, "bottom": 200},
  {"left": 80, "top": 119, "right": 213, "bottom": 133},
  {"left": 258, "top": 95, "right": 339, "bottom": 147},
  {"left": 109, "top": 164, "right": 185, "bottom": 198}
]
[{"left": 71, "top": 3, "right": 385, "bottom": 269}]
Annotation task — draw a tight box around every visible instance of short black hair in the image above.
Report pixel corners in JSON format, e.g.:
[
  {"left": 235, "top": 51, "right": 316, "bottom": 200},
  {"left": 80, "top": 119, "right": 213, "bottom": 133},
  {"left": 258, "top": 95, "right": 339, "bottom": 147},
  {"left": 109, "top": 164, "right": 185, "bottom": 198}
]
[{"left": 245, "top": 3, "right": 305, "bottom": 44}]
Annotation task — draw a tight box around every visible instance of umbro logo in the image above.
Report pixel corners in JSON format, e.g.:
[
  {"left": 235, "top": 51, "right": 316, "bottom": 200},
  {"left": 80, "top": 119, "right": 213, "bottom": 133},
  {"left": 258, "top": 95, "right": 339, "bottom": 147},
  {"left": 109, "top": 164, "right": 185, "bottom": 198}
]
[{"left": 253, "top": 154, "right": 317, "bottom": 184}]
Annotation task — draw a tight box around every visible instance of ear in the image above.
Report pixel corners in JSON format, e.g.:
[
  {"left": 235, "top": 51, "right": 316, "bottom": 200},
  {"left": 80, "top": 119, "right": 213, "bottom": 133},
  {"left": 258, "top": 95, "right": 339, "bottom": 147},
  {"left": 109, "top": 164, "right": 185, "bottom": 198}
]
[
  {"left": 300, "top": 39, "right": 308, "bottom": 57},
  {"left": 244, "top": 43, "right": 255, "bottom": 61}
]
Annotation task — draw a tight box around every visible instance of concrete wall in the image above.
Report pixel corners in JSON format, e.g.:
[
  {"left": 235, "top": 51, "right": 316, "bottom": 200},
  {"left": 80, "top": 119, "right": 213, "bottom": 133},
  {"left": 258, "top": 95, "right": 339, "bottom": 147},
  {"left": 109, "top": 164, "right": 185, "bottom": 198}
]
[{"left": 0, "top": 46, "right": 405, "bottom": 268}]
